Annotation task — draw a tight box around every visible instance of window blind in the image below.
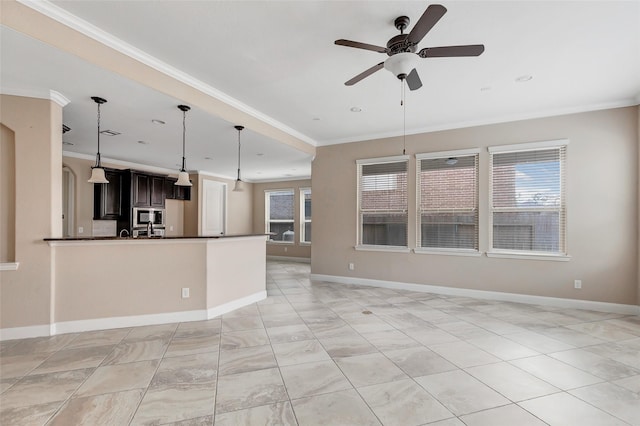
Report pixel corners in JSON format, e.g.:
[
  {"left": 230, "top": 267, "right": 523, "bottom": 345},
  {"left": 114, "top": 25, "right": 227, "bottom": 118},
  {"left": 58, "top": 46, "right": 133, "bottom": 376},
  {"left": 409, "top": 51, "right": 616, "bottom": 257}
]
[
  {"left": 490, "top": 146, "right": 567, "bottom": 254},
  {"left": 266, "top": 189, "right": 295, "bottom": 242},
  {"left": 417, "top": 154, "right": 479, "bottom": 250},
  {"left": 358, "top": 159, "right": 408, "bottom": 247}
]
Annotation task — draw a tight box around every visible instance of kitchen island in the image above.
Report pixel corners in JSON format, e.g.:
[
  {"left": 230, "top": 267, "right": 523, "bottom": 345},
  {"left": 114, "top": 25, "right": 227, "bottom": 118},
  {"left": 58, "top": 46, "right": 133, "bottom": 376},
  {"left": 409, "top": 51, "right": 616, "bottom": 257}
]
[{"left": 44, "top": 234, "right": 267, "bottom": 334}]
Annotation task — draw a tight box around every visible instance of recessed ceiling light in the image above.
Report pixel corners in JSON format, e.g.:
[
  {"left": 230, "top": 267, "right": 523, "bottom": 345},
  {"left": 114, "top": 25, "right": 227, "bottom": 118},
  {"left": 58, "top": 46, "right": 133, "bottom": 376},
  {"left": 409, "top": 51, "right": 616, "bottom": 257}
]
[
  {"left": 312, "top": 117, "right": 321, "bottom": 121},
  {"left": 515, "top": 75, "right": 533, "bottom": 83},
  {"left": 284, "top": 173, "right": 293, "bottom": 177},
  {"left": 480, "top": 86, "right": 492, "bottom": 91},
  {"left": 204, "top": 156, "right": 213, "bottom": 160},
  {"left": 350, "top": 107, "right": 362, "bottom": 112},
  {"left": 256, "top": 153, "right": 264, "bottom": 156},
  {"left": 137, "top": 140, "right": 149, "bottom": 145},
  {"left": 100, "top": 129, "right": 121, "bottom": 136},
  {"left": 62, "top": 141, "right": 74, "bottom": 146},
  {"left": 151, "top": 119, "right": 165, "bottom": 125}
]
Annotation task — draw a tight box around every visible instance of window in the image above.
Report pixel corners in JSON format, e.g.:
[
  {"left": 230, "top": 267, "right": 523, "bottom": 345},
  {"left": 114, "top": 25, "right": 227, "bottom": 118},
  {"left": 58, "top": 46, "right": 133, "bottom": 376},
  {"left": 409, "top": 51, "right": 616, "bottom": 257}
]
[
  {"left": 266, "top": 189, "right": 295, "bottom": 243},
  {"left": 417, "top": 150, "right": 479, "bottom": 251},
  {"left": 300, "top": 188, "right": 311, "bottom": 243},
  {"left": 489, "top": 140, "right": 568, "bottom": 256},
  {"left": 357, "top": 156, "right": 409, "bottom": 248}
]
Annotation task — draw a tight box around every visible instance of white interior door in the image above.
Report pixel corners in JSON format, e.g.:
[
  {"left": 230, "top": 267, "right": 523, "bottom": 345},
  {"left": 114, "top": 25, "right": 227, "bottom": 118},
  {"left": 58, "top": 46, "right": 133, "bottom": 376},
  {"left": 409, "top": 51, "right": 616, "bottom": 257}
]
[{"left": 201, "top": 179, "right": 226, "bottom": 236}]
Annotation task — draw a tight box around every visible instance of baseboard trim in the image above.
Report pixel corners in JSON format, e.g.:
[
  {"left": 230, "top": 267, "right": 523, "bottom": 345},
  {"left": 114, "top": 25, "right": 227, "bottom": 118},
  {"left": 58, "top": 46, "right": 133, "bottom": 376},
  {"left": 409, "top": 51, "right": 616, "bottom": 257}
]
[
  {"left": 310, "top": 274, "right": 640, "bottom": 316},
  {"left": 207, "top": 291, "right": 267, "bottom": 319},
  {"left": 0, "top": 324, "right": 51, "bottom": 341},
  {"left": 1, "top": 291, "right": 268, "bottom": 341},
  {"left": 267, "top": 256, "right": 311, "bottom": 264}
]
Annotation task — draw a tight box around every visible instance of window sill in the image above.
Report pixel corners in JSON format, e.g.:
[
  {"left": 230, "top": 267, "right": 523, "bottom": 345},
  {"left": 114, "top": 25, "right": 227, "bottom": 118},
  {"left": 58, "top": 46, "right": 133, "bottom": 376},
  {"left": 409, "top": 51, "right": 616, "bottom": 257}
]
[
  {"left": 267, "top": 241, "right": 295, "bottom": 245},
  {"left": 413, "top": 248, "right": 482, "bottom": 257},
  {"left": 0, "top": 262, "right": 20, "bottom": 271},
  {"left": 355, "top": 245, "right": 410, "bottom": 253},
  {"left": 486, "top": 251, "right": 571, "bottom": 262},
  {"left": 299, "top": 242, "right": 311, "bottom": 246}
]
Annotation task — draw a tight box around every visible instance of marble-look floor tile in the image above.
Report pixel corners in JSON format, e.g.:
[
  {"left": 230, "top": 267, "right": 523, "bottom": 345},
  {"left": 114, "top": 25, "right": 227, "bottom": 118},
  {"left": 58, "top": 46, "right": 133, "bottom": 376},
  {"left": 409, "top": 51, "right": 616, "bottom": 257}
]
[
  {"left": 222, "top": 304, "right": 261, "bottom": 318},
  {"left": 173, "top": 320, "right": 221, "bottom": 339},
  {"left": 466, "top": 334, "right": 539, "bottom": 360},
  {"left": 164, "top": 335, "right": 219, "bottom": 358},
  {"left": 402, "top": 327, "right": 460, "bottom": 346},
  {"left": 64, "top": 328, "right": 130, "bottom": 350},
  {"left": 29, "top": 345, "right": 113, "bottom": 375},
  {"left": 429, "top": 340, "right": 501, "bottom": 368},
  {"left": 221, "top": 316, "right": 264, "bottom": 332},
  {"left": 260, "top": 312, "right": 306, "bottom": 328},
  {"left": 131, "top": 383, "right": 216, "bottom": 425},
  {"left": 291, "top": 389, "right": 381, "bottom": 426},
  {"left": 570, "top": 382, "right": 640, "bottom": 426},
  {"left": 335, "top": 352, "right": 407, "bottom": 387},
  {"left": 504, "top": 331, "right": 574, "bottom": 353},
  {"left": 567, "top": 321, "right": 638, "bottom": 342},
  {"left": 510, "top": 355, "right": 603, "bottom": 390},
  {"left": 218, "top": 344, "right": 277, "bottom": 376},
  {"left": 614, "top": 374, "right": 640, "bottom": 393},
  {"left": 102, "top": 338, "right": 169, "bottom": 365},
  {"left": 49, "top": 389, "right": 143, "bottom": 425},
  {"left": 538, "top": 326, "right": 606, "bottom": 347},
  {"left": 358, "top": 378, "right": 453, "bottom": 426},
  {"left": 318, "top": 334, "right": 378, "bottom": 358},
  {"left": 266, "top": 324, "right": 315, "bottom": 344},
  {"left": 220, "top": 328, "right": 270, "bottom": 350},
  {"left": 383, "top": 346, "right": 457, "bottom": 377},
  {"left": 0, "top": 378, "right": 17, "bottom": 394},
  {"left": 74, "top": 359, "right": 158, "bottom": 397},
  {"left": 215, "top": 368, "right": 288, "bottom": 414},
  {"left": 344, "top": 316, "right": 395, "bottom": 333},
  {"left": 162, "top": 415, "right": 214, "bottom": 425},
  {"left": 360, "top": 329, "right": 421, "bottom": 352},
  {"left": 272, "top": 339, "right": 330, "bottom": 366},
  {"left": 459, "top": 403, "right": 548, "bottom": 426},
  {"left": 0, "top": 369, "right": 92, "bottom": 410},
  {"left": 585, "top": 341, "right": 640, "bottom": 369},
  {"left": 150, "top": 352, "right": 218, "bottom": 388},
  {"left": 415, "top": 370, "right": 510, "bottom": 416},
  {"left": 0, "top": 401, "right": 62, "bottom": 426},
  {"left": 519, "top": 392, "right": 628, "bottom": 426},
  {"left": 466, "top": 362, "right": 560, "bottom": 401},
  {"left": 549, "top": 348, "right": 640, "bottom": 380},
  {"left": 0, "top": 353, "right": 51, "bottom": 379},
  {"left": 124, "top": 323, "right": 178, "bottom": 342},
  {"left": 427, "top": 419, "right": 466, "bottom": 426},
  {"left": 1, "top": 334, "right": 79, "bottom": 356},
  {"left": 214, "top": 401, "right": 297, "bottom": 426},
  {"left": 280, "top": 360, "right": 352, "bottom": 399}
]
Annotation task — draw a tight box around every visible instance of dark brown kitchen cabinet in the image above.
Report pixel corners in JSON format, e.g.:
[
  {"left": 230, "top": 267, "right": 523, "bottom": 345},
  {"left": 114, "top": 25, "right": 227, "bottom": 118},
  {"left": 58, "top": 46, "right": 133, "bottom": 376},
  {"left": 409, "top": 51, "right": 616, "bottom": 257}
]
[
  {"left": 132, "top": 172, "right": 166, "bottom": 208},
  {"left": 93, "top": 168, "right": 123, "bottom": 220},
  {"left": 164, "top": 177, "right": 191, "bottom": 201}
]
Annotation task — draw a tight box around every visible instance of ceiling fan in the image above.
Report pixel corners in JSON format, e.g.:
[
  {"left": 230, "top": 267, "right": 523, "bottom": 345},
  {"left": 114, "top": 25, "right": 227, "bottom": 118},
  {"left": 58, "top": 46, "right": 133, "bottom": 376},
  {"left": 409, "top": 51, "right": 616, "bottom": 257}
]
[{"left": 335, "top": 4, "right": 485, "bottom": 90}]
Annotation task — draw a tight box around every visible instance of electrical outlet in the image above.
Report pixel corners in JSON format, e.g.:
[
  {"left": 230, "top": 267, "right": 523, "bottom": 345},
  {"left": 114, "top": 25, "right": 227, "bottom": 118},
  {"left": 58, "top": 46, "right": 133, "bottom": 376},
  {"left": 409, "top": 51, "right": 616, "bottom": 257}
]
[
  {"left": 574, "top": 280, "right": 582, "bottom": 289},
  {"left": 348, "top": 263, "right": 355, "bottom": 271},
  {"left": 78, "top": 226, "right": 84, "bottom": 234},
  {"left": 284, "top": 247, "right": 288, "bottom": 252},
  {"left": 182, "top": 287, "right": 190, "bottom": 298},
  {"left": 169, "top": 225, "right": 174, "bottom": 232}
]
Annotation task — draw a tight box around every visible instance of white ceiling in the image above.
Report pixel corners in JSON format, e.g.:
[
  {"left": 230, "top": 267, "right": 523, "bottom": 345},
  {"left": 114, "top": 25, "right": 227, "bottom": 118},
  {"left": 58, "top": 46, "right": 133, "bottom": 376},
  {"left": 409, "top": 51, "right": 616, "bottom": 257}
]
[{"left": 2, "top": 1, "right": 639, "bottom": 181}]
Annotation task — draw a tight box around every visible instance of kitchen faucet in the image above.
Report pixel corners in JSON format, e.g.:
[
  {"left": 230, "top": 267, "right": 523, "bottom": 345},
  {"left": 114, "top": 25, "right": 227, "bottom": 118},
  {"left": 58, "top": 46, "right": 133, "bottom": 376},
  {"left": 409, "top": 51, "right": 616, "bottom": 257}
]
[{"left": 119, "top": 229, "right": 129, "bottom": 238}]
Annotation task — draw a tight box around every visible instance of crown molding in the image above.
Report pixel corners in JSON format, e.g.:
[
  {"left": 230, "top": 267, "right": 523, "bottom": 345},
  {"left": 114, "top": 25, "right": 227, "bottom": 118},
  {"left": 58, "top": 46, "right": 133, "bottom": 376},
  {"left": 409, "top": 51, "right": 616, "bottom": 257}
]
[
  {"left": 0, "top": 88, "right": 69, "bottom": 107},
  {"left": 63, "top": 151, "right": 182, "bottom": 176},
  {"left": 17, "top": 0, "right": 317, "bottom": 147}
]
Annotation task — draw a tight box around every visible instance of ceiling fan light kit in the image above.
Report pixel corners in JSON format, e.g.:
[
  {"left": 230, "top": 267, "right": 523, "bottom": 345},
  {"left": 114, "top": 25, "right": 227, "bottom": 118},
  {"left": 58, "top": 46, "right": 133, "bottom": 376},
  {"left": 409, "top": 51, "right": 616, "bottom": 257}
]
[{"left": 335, "top": 4, "right": 484, "bottom": 90}]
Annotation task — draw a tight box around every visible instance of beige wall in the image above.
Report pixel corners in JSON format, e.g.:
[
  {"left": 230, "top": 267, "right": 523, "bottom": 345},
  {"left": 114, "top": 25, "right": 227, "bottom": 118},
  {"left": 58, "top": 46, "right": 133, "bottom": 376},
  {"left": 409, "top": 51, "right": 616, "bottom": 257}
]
[
  {"left": 1, "top": 124, "right": 16, "bottom": 262},
  {"left": 0, "top": 95, "right": 63, "bottom": 329},
  {"left": 253, "top": 179, "right": 312, "bottom": 258},
  {"left": 312, "top": 107, "right": 639, "bottom": 306}
]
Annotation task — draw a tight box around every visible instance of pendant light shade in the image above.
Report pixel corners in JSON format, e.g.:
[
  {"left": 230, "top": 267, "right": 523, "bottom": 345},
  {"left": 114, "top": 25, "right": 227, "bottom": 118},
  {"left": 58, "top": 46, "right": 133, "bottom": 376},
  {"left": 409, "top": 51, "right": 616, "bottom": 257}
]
[
  {"left": 233, "top": 125, "right": 245, "bottom": 192},
  {"left": 88, "top": 96, "right": 109, "bottom": 184},
  {"left": 175, "top": 104, "right": 192, "bottom": 187}
]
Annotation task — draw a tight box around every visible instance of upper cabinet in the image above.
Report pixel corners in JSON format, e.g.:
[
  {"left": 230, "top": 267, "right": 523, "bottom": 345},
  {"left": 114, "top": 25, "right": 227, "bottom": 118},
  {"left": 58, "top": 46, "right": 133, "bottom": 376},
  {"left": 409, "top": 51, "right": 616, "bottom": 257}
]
[
  {"left": 132, "top": 172, "right": 167, "bottom": 208},
  {"left": 164, "top": 177, "right": 192, "bottom": 201},
  {"left": 93, "top": 168, "right": 123, "bottom": 220}
]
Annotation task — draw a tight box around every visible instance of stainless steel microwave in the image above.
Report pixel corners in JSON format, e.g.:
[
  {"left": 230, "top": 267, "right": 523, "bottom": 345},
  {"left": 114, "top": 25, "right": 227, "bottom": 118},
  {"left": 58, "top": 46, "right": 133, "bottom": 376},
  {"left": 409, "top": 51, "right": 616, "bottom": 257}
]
[{"left": 133, "top": 207, "right": 165, "bottom": 228}]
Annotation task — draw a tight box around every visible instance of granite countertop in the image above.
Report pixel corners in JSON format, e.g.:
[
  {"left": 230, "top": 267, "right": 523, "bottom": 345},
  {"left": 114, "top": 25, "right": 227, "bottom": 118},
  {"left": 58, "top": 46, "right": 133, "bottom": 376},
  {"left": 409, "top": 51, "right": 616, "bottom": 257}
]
[{"left": 44, "top": 234, "right": 269, "bottom": 242}]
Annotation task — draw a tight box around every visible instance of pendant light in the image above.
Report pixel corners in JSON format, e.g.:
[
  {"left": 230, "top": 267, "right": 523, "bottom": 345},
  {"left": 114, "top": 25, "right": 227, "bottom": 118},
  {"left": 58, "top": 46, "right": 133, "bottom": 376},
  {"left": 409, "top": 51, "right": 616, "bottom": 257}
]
[
  {"left": 88, "top": 96, "right": 109, "bottom": 183},
  {"left": 233, "top": 125, "right": 245, "bottom": 192},
  {"left": 175, "top": 104, "right": 192, "bottom": 187}
]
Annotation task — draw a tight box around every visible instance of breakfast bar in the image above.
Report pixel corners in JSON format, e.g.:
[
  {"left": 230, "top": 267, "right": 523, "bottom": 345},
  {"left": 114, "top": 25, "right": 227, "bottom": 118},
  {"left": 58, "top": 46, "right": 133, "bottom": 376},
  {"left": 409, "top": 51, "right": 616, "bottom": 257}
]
[{"left": 44, "top": 234, "right": 267, "bottom": 334}]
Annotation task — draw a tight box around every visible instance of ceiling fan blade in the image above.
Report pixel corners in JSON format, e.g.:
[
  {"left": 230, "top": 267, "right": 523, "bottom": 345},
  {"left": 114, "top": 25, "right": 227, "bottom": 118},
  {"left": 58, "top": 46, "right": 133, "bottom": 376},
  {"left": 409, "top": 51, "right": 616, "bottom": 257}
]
[
  {"left": 419, "top": 44, "right": 485, "bottom": 58},
  {"left": 335, "top": 39, "right": 388, "bottom": 54},
  {"left": 406, "top": 68, "right": 423, "bottom": 91},
  {"left": 408, "top": 4, "right": 447, "bottom": 45},
  {"left": 345, "top": 62, "right": 385, "bottom": 86}
]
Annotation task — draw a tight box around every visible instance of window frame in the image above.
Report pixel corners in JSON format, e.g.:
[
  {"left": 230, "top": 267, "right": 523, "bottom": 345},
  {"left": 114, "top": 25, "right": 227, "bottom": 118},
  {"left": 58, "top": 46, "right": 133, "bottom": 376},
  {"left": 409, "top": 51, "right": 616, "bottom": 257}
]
[
  {"left": 300, "top": 187, "right": 311, "bottom": 244},
  {"left": 415, "top": 148, "right": 481, "bottom": 256},
  {"left": 356, "top": 155, "right": 410, "bottom": 251},
  {"left": 265, "top": 188, "right": 295, "bottom": 245},
  {"left": 488, "top": 139, "right": 570, "bottom": 260}
]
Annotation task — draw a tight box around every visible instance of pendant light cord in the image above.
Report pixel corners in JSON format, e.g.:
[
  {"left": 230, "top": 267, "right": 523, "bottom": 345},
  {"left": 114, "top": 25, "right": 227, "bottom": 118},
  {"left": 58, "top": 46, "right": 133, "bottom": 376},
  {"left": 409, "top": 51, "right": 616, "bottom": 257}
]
[
  {"left": 95, "top": 102, "right": 101, "bottom": 167},
  {"left": 236, "top": 128, "right": 242, "bottom": 181},
  {"left": 181, "top": 110, "right": 187, "bottom": 172}
]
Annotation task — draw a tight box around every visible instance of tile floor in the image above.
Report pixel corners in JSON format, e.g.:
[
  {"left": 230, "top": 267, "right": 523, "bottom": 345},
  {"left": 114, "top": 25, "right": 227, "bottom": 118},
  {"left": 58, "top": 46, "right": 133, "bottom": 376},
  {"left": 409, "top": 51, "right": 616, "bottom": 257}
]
[{"left": 1, "top": 260, "right": 640, "bottom": 425}]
